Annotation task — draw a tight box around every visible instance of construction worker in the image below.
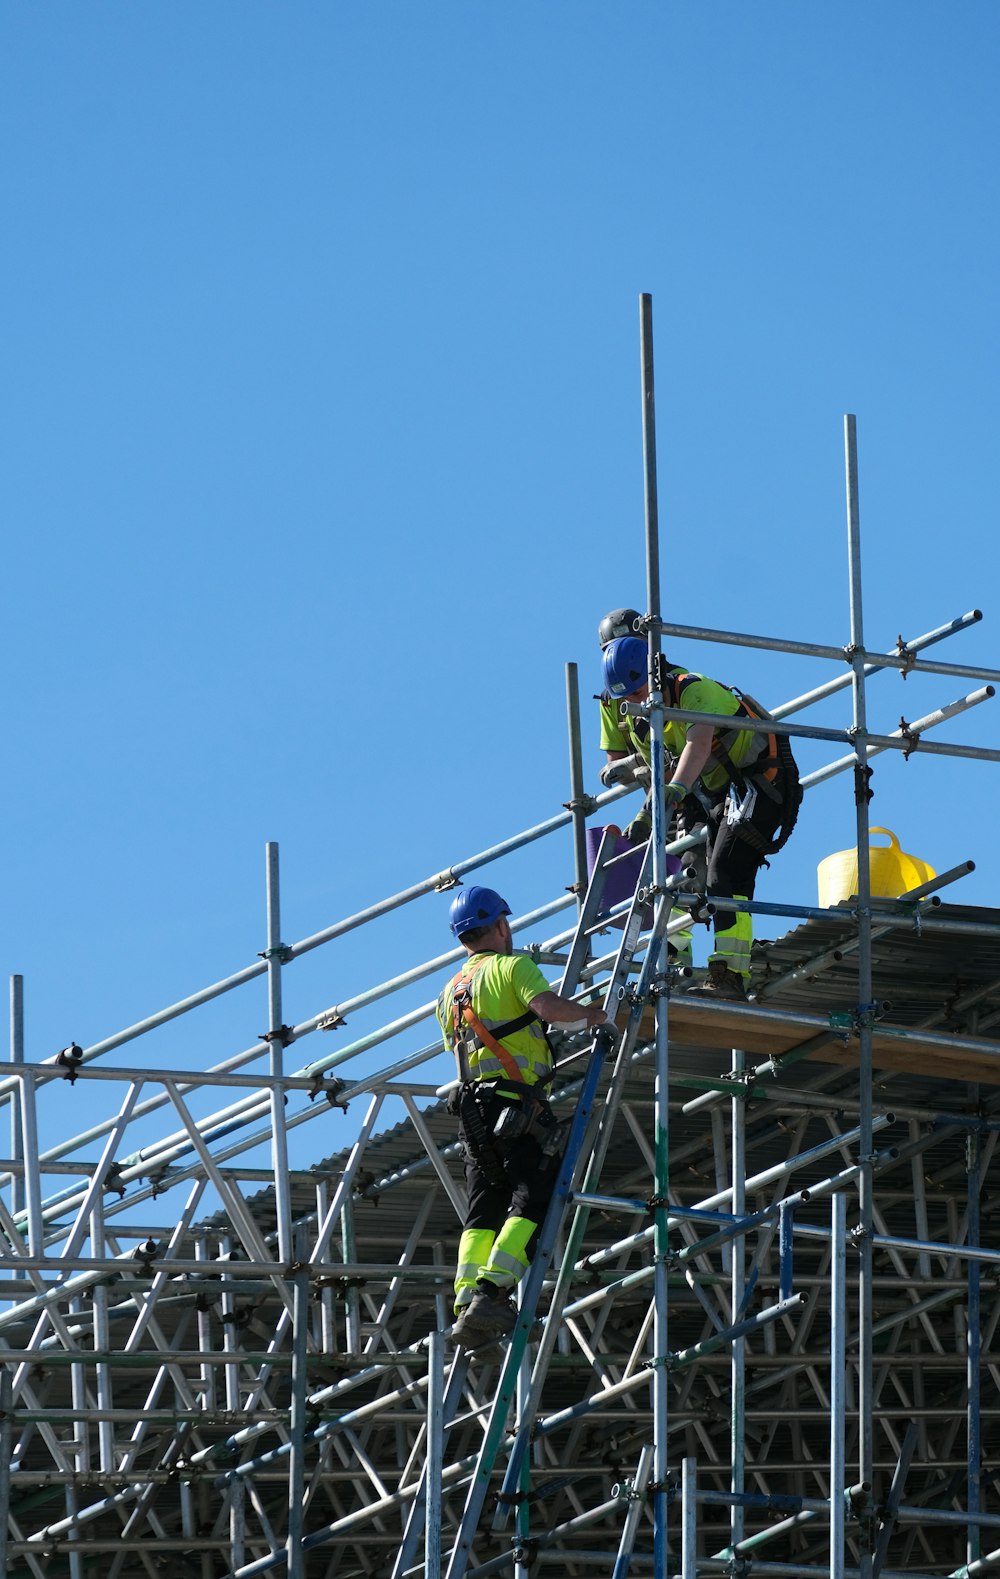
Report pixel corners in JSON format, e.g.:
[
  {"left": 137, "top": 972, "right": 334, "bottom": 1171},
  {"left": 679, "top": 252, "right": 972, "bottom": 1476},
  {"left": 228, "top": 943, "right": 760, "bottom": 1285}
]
[
  {"left": 597, "top": 607, "right": 696, "bottom": 966},
  {"left": 601, "top": 635, "right": 802, "bottom": 1000},
  {"left": 437, "top": 885, "right": 610, "bottom": 1347}
]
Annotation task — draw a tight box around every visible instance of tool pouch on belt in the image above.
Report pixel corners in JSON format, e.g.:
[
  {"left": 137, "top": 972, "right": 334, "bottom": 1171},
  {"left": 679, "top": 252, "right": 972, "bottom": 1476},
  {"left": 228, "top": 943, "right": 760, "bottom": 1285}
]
[
  {"left": 454, "top": 1083, "right": 506, "bottom": 1188},
  {"left": 492, "top": 1087, "right": 559, "bottom": 1153}
]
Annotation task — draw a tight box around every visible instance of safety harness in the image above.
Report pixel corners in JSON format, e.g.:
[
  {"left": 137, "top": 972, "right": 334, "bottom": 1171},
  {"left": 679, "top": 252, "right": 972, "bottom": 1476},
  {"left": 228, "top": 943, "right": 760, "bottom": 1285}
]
[
  {"left": 662, "top": 672, "right": 803, "bottom": 856},
  {"left": 449, "top": 955, "right": 546, "bottom": 1086}
]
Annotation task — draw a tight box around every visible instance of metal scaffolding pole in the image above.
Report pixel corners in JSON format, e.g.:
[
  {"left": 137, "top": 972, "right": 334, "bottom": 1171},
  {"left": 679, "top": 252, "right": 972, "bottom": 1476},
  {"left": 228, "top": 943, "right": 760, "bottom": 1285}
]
[
  {"left": 731, "top": 1050, "right": 747, "bottom": 1555},
  {"left": 8, "top": 977, "right": 23, "bottom": 1225},
  {"left": 966, "top": 1126, "right": 982, "bottom": 1570},
  {"left": 845, "top": 413, "right": 876, "bottom": 1579},
  {"left": 566, "top": 661, "right": 591, "bottom": 916},
  {"left": 831, "top": 1191, "right": 847, "bottom": 1577},
  {"left": 640, "top": 289, "right": 673, "bottom": 1575},
  {"left": 265, "top": 842, "right": 294, "bottom": 1267}
]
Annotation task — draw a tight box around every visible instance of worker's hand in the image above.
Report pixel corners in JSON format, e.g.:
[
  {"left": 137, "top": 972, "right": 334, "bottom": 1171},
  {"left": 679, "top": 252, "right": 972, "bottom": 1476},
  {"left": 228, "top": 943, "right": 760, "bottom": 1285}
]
[
  {"left": 600, "top": 759, "right": 634, "bottom": 789},
  {"left": 663, "top": 781, "right": 689, "bottom": 808},
  {"left": 633, "top": 763, "right": 652, "bottom": 788},
  {"left": 623, "top": 818, "right": 651, "bottom": 847}
]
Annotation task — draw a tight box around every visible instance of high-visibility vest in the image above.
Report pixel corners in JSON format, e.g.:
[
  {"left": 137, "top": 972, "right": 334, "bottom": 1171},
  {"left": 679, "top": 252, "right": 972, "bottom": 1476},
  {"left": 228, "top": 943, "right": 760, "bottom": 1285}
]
[{"left": 445, "top": 956, "right": 552, "bottom": 1090}]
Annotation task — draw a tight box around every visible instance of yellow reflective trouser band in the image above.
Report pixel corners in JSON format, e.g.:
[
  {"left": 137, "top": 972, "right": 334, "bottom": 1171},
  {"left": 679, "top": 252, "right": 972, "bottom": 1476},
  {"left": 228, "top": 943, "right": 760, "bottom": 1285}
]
[
  {"left": 710, "top": 896, "right": 752, "bottom": 977},
  {"left": 670, "top": 909, "right": 693, "bottom": 963},
  {"left": 454, "top": 1228, "right": 496, "bottom": 1311},
  {"left": 482, "top": 1215, "right": 539, "bottom": 1291}
]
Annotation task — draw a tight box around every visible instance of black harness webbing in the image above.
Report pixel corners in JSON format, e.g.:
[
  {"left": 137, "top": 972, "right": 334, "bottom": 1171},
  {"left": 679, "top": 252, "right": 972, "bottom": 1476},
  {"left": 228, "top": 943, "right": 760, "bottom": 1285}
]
[{"left": 664, "top": 674, "right": 803, "bottom": 856}]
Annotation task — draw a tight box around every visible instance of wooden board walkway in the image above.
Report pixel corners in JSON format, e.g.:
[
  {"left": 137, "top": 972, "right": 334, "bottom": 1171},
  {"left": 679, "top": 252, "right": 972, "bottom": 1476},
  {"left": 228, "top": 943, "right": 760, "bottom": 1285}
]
[{"left": 636, "top": 998, "right": 1000, "bottom": 1086}]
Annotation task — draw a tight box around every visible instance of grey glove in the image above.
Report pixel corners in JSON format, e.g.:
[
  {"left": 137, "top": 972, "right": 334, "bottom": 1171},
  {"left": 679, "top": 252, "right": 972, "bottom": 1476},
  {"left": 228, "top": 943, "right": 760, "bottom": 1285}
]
[
  {"left": 600, "top": 759, "right": 635, "bottom": 789},
  {"left": 633, "top": 763, "right": 652, "bottom": 788}
]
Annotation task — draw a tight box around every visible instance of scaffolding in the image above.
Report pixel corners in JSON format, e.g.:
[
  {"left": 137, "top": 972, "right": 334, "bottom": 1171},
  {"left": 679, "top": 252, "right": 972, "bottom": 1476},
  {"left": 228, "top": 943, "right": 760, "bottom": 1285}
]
[{"left": 4, "top": 296, "right": 1000, "bottom": 1577}]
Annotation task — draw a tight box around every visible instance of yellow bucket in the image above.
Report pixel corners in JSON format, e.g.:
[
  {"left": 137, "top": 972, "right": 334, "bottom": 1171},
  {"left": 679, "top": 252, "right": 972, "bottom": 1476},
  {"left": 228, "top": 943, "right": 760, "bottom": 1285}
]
[{"left": 817, "top": 827, "right": 936, "bottom": 908}]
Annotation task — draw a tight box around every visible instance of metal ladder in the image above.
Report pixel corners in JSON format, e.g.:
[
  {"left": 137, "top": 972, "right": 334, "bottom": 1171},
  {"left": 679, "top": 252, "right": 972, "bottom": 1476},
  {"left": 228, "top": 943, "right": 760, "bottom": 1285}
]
[{"left": 391, "top": 826, "right": 685, "bottom": 1578}]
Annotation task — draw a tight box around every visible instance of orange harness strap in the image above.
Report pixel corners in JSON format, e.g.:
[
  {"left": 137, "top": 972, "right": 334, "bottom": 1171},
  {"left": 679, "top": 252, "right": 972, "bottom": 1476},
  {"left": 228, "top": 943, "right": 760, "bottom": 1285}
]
[{"left": 450, "top": 958, "right": 527, "bottom": 1086}]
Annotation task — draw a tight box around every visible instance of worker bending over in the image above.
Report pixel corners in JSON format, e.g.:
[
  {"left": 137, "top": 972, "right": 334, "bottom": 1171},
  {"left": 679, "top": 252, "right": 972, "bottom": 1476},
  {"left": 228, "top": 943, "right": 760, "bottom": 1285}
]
[
  {"left": 596, "top": 606, "right": 696, "bottom": 965},
  {"left": 437, "top": 886, "right": 609, "bottom": 1348},
  {"left": 601, "top": 635, "right": 801, "bottom": 1001}
]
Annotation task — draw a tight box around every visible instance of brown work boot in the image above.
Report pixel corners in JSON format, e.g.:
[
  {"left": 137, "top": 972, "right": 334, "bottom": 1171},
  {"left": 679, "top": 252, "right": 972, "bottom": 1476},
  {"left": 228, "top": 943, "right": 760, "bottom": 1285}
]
[
  {"left": 686, "top": 960, "right": 748, "bottom": 1002},
  {"left": 452, "top": 1282, "right": 518, "bottom": 1349}
]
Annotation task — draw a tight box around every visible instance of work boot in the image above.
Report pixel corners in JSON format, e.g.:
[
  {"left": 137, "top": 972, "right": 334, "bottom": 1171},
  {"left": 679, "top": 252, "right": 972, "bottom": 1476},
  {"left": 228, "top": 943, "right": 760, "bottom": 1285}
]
[
  {"left": 452, "top": 1281, "right": 518, "bottom": 1349},
  {"left": 686, "top": 959, "right": 748, "bottom": 1002}
]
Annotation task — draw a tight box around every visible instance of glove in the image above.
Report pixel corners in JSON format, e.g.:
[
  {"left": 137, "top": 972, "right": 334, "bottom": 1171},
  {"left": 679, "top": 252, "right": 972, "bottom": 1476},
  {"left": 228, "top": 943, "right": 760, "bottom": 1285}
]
[
  {"left": 600, "top": 759, "right": 635, "bottom": 789},
  {"left": 663, "top": 780, "right": 689, "bottom": 808},
  {"left": 633, "top": 763, "right": 652, "bottom": 788},
  {"left": 623, "top": 818, "right": 651, "bottom": 847}
]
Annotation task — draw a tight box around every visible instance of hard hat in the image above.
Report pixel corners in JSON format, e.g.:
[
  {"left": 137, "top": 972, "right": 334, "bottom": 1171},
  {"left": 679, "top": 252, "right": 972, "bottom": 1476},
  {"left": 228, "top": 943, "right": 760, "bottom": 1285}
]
[
  {"left": 598, "top": 607, "right": 642, "bottom": 648},
  {"left": 449, "top": 886, "right": 512, "bottom": 938},
  {"left": 603, "top": 637, "right": 648, "bottom": 698}
]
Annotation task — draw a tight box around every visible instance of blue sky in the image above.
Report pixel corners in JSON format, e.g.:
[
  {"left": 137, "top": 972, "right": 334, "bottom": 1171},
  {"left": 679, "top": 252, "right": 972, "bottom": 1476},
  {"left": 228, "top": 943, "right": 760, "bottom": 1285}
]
[{"left": 2, "top": 4, "right": 998, "bottom": 1174}]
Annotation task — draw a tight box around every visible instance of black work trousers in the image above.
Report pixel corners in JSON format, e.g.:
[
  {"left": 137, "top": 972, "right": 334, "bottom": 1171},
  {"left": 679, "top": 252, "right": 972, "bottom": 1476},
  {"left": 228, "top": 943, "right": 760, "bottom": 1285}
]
[{"left": 460, "top": 1089, "right": 554, "bottom": 1241}]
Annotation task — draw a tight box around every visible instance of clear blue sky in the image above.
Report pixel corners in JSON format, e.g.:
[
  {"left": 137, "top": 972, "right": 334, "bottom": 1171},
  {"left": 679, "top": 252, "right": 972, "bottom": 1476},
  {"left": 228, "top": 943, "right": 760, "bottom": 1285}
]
[{"left": 2, "top": 4, "right": 998, "bottom": 1169}]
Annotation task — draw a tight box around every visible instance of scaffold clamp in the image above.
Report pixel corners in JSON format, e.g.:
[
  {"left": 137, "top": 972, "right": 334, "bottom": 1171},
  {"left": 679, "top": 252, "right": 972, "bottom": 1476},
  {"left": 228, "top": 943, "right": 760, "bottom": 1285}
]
[
  {"left": 56, "top": 1043, "right": 84, "bottom": 1082},
  {"left": 318, "top": 1008, "right": 347, "bottom": 1031},
  {"left": 827, "top": 1011, "right": 855, "bottom": 1037},
  {"left": 309, "top": 1074, "right": 348, "bottom": 1110},
  {"left": 258, "top": 943, "right": 293, "bottom": 964},
  {"left": 146, "top": 1166, "right": 178, "bottom": 1199},
  {"left": 895, "top": 632, "right": 918, "bottom": 677},
  {"left": 260, "top": 1024, "right": 295, "bottom": 1048},
  {"left": 852, "top": 761, "right": 874, "bottom": 806},
  {"left": 132, "top": 1238, "right": 160, "bottom": 1276},
  {"left": 897, "top": 715, "right": 921, "bottom": 759},
  {"left": 563, "top": 793, "right": 597, "bottom": 815},
  {"left": 432, "top": 868, "right": 459, "bottom": 892}
]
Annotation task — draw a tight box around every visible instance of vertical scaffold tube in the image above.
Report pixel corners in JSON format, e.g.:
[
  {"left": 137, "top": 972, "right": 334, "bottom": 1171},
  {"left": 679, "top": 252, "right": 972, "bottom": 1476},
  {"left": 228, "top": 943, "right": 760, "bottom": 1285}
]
[
  {"left": 425, "top": 1330, "right": 445, "bottom": 1578},
  {"left": 265, "top": 842, "right": 294, "bottom": 1264},
  {"left": 681, "top": 1456, "right": 697, "bottom": 1577},
  {"left": 731, "top": 1051, "right": 747, "bottom": 1551},
  {"left": 286, "top": 1266, "right": 309, "bottom": 1577},
  {"left": 831, "top": 1191, "right": 847, "bottom": 1576},
  {"left": 8, "top": 976, "right": 23, "bottom": 1222},
  {"left": 968, "top": 1126, "right": 983, "bottom": 1567},
  {"left": 16, "top": 985, "right": 44, "bottom": 1264},
  {"left": 0, "top": 1365, "right": 11, "bottom": 1578},
  {"left": 844, "top": 414, "right": 874, "bottom": 1576},
  {"left": 565, "top": 662, "right": 590, "bottom": 917},
  {"left": 640, "top": 290, "right": 671, "bottom": 1571}
]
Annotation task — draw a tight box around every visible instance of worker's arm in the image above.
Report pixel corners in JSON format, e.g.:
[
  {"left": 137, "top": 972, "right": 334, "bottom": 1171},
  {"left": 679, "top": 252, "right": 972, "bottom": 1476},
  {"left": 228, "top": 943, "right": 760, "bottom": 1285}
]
[
  {"left": 529, "top": 991, "right": 610, "bottom": 1031},
  {"left": 669, "top": 722, "right": 714, "bottom": 793}
]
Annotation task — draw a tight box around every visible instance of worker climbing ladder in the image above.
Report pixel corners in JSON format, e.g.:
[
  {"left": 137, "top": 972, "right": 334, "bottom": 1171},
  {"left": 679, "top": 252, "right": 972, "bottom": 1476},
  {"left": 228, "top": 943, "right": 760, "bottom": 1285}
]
[{"left": 391, "top": 822, "right": 692, "bottom": 1577}]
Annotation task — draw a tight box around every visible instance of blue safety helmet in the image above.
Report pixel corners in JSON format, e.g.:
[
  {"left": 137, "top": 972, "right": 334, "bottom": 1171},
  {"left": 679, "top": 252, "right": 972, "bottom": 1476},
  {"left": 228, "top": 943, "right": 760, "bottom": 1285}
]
[
  {"left": 449, "top": 885, "right": 512, "bottom": 938},
  {"left": 602, "top": 636, "right": 649, "bottom": 699}
]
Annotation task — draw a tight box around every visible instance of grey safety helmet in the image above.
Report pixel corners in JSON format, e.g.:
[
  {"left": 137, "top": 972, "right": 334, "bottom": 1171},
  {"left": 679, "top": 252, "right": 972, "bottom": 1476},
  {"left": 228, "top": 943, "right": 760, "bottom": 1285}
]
[{"left": 598, "top": 607, "right": 642, "bottom": 649}]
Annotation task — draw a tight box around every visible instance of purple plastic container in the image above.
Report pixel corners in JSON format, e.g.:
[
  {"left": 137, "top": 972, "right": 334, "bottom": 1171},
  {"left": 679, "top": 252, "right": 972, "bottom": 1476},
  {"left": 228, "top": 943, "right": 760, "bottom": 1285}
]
[{"left": 585, "top": 827, "right": 681, "bottom": 925}]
